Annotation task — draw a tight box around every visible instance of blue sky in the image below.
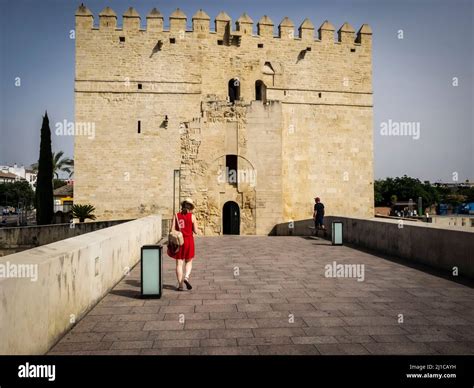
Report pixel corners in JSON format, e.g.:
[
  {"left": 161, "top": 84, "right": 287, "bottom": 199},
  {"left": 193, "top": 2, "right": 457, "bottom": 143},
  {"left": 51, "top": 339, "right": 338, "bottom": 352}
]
[{"left": 0, "top": 0, "right": 472, "bottom": 182}]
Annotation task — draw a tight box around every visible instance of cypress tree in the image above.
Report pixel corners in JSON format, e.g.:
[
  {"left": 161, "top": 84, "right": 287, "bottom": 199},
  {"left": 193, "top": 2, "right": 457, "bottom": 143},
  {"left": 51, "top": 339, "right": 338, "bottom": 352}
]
[{"left": 35, "top": 112, "right": 54, "bottom": 225}]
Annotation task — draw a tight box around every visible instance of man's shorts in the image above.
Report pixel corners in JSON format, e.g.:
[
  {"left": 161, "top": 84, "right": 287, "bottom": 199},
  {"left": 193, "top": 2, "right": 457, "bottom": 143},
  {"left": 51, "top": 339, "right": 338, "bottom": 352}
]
[{"left": 315, "top": 215, "right": 324, "bottom": 227}]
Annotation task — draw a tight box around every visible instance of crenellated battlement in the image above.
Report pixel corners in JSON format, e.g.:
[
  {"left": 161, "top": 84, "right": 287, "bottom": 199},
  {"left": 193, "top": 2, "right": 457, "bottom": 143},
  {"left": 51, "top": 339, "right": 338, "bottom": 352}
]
[{"left": 75, "top": 4, "right": 372, "bottom": 45}]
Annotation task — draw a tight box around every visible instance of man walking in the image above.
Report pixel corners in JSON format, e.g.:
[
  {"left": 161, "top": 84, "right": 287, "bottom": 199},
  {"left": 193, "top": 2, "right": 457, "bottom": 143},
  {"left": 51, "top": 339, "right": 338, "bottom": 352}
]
[{"left": 313, "top": 197, "right": 326, "bottom": 236}]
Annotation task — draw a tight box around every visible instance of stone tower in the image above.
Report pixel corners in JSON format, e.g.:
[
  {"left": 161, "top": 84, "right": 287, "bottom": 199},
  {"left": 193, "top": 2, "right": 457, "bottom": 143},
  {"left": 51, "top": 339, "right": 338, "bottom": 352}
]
[{"left": 74, "top": 4, "right": 374, "bottom": 235}]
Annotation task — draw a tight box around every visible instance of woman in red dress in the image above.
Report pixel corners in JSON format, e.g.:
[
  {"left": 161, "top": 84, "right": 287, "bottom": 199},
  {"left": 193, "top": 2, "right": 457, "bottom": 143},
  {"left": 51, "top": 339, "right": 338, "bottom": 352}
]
[{"left": 173, "top": 198, "right": 199, "bottom": 291}]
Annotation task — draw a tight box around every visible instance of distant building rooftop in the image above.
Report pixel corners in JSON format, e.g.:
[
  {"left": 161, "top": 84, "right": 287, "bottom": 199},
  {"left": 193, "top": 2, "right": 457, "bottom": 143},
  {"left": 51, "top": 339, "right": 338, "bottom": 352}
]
[
  {"left": 434, "top": 182, "right": 474, "bottom": 188},
  {"left": 0, "top": 172, "right": 19, "bottom": 180},
  {"left": 53, "top": 184, "right": 74, "bottom": 197}
]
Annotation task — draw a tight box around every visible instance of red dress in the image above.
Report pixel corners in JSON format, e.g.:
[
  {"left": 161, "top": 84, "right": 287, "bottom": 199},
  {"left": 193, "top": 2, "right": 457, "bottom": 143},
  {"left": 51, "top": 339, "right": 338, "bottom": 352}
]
[{"left": 173, "top": 211, "right": 195, "bottom": 260}]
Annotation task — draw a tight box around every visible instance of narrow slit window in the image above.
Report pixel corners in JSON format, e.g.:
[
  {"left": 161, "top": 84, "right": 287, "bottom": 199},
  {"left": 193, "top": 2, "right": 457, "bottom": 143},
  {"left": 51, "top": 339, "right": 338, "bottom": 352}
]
[
  {"left": 228, "top": 78, "right": 240, "bottom": 103},
  {"left": 318, "top": 93, "right": 322, "bottom": 98},
  {"left": 138, "top": 120, "right": 141, "bottom": 134},
  {"left": 226, "top": 155, "right": 238, "bottom": 185},
  {"left": 138, "top": 83, "right": 142, "bottom": 90}
]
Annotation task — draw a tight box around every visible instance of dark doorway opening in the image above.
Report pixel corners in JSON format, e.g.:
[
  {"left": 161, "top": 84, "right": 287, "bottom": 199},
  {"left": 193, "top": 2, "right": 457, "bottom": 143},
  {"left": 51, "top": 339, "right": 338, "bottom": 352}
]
[
  {"left": 255, "top": 80, "right": 267, "bottom": 103},
  {"left": 223, "top": 201, "right": 240, "bottom": 235},
  {"left": 228, "top": 78, "right": 240, "bottom": 103}
]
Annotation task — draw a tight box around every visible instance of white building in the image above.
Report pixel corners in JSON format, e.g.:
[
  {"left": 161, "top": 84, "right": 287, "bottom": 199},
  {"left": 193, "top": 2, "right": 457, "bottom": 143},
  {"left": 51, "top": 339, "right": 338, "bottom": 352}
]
[{"left": 0, "top": 164, "right": 37, "bottom": 188}]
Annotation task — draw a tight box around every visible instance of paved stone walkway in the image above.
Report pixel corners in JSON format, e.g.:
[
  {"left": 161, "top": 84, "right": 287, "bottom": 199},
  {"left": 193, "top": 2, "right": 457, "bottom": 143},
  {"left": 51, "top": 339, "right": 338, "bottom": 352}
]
[{"left": 49, "top": 236, "right": 474, "bottom": 355}]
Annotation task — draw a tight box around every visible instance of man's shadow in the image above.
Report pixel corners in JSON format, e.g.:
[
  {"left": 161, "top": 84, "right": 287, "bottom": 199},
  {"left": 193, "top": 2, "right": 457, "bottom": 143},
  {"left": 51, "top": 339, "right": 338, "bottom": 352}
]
[{"left": 301, "top": 236, "right": 332, "bottom": 246}]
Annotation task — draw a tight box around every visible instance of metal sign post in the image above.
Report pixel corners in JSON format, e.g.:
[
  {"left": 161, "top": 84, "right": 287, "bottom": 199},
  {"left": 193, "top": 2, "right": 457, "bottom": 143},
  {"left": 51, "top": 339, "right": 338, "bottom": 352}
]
[{"left": 332, "top": 221, "right": 343, "bottom": 245}]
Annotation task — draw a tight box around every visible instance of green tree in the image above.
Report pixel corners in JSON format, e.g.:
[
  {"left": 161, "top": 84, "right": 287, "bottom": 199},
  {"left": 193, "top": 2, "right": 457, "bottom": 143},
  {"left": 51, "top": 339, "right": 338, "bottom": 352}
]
[
  {"left": 72, "top": 204, "right": 96, "bottom": 223},
  {"left": 31, "top": 150, "right": 74, "bottom": 179},
  {"left": 0, "top": 181, "right": 35, "bottom": 208},
  {"left": 457, "top": 186, "right": 474, "bottom": 203},
  {"left": 374, "top": 180, "right": 384, "bottom": 205},
  {"left": 374, "top": 175, "right": 440, "bottom": 208},
  {"left": 35, "top": 112, "right": 54, "bottom": 225},
  {"left": 466, "top": 188, "right": 474, "bottom": 203}
]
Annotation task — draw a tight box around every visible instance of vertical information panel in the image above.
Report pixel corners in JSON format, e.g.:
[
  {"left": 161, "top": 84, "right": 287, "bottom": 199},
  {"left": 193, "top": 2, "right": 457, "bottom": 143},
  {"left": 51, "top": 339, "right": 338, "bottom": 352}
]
[
  {"left": 332, "top": 221, "right": 343, "bottom": 246},
  {"left": 141, "top": 245, "right": 162, "bottom": 298}
]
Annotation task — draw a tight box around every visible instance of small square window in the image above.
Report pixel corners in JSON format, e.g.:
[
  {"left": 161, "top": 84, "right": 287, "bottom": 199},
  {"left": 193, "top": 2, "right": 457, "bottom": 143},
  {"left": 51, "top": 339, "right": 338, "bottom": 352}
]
[
  {"left": 138, "top": 83, "right": 142, "bottom": 90},
  {"left": 170, "top": 38, "right": 176, "bottom": 44},
  {"left": 350, "top": 48, "right": 356, "bottom": 52},
  {"left": 258, "top": 43, "right": 264, "bottom": 48},
  {"left": 306, "top": 46, "right": 312, "bottom": 51},
  {"left": 119, "top": 36, "right": 125, "bottom": 43},
  {"left": 217, "top": 40, "right": 224, "bottom": 45}
]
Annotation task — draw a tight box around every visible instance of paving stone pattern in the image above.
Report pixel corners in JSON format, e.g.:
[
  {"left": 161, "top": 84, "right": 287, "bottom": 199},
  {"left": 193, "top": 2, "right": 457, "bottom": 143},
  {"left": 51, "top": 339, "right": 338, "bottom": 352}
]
[{"left": 49, "top": 236, "right": 474, "bottom": 355}]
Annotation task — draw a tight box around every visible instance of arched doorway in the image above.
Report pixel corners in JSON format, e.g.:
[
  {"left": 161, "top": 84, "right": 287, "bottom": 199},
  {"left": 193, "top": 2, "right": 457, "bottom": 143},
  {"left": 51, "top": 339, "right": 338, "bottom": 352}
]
[
  {"left": 228, "top": 78, "right": 240, "bottom": 103},
  {"left": 255, "top": 80, "right": 267, "bottom": 103},
  {"left": 223, "top": 201, "right": 240, "bottom": 235}
]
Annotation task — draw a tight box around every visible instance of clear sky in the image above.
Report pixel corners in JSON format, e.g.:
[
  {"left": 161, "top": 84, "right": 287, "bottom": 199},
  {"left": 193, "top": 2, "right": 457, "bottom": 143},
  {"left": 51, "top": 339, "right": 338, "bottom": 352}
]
[{"left": 0, "top": 0, "right": 472, "bottom": 182}]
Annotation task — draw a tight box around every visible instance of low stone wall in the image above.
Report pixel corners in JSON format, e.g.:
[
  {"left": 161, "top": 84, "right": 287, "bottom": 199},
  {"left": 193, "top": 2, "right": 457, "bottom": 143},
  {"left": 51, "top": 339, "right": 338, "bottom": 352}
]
[
  {"left": 162, "top": 218, "right": 172, "bottom": 238},
  {"left": 274, "top": 216, "right": 474, "bottom": 280},
  {"left": 431, "top": 215, "right": 474, "bottom": 231},
  {"left": 0, "top": 219, "right": 133, "bottom": 256},
  {"left": 0, "top": 214, "right": 162, "bottom": 355}
]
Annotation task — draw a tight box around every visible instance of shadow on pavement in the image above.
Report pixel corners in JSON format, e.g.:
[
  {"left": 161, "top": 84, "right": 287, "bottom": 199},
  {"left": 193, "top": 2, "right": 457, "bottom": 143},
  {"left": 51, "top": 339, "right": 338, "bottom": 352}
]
[{"left": 109, "top": 289, "right": 141, "bottom": 299}]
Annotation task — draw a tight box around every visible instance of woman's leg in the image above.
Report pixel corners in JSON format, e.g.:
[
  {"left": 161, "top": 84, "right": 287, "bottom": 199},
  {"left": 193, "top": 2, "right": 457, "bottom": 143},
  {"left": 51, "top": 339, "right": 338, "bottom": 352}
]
[
  {"left": 184, "top": 260, "right": 193, "bottom": 279},
  {"left": 175, "top": 259, "right": 184, "bottom": 287},
  {"left": 183, "top": 259, "right": 193, "bottom": 290}
]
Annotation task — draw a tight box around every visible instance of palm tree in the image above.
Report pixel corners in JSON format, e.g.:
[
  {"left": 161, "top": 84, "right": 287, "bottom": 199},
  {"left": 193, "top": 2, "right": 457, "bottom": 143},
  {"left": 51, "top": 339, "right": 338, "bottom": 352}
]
[
  {"left": 30, "top": 151, "right": 74, "bottom": 178},
  {"left": 72, "top": 204, "right": 96, "bottom": 223}
]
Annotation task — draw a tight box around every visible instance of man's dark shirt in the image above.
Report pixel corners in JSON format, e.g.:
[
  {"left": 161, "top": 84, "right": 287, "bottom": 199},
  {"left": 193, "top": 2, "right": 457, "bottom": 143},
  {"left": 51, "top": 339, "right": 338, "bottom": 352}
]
[{"left": 314, "top": 202, "right": 325, "bottom": 217}]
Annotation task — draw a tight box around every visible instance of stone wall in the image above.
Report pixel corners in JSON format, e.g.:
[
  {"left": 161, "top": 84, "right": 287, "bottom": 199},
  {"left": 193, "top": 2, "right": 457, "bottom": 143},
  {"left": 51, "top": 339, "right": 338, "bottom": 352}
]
[
  {"left": 274, "top": 216, "right": 474, "bottom": 280},
  {"left": 431, "top": 215, "right": 474, "bottom": 231},
  {"left": 0, "top": 215, "right": 162, "bottom": 355},
  {"left": 0, "top": 219, "right": 132, "bottom": 256},
  {"left": 74, "top": 5, "right": 374, "bottom": 235}
]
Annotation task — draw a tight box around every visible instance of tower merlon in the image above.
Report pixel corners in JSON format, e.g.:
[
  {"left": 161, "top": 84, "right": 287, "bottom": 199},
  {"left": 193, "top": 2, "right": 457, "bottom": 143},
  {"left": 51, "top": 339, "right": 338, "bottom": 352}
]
[
  {"left": 75, "top": 3, "right": 93, "bottom": 29},
  {"left": 170, "top": 8, "right": 187, "bottom": 33},
  {"left": 279, "top": 17, "right": 295, "bottom": 39},
  {"left": 257, "top": 15, "right": 274, "bottom": 38},
  {"left": 146, "top": 8, "right": 164, "bottom": 32},
  {"left": 318, "top": 20, "right": 335, "bottom": 42},
  {"left": 299, "top": 18, "right": 315, "bottom": 41},
  {"left": 337, "top": 22, "right": 355, "bottom": 44},
  {"left": 215, "top": 11, "right": 231, "bottom": 38},
  {"left": 356, "top": 24, "right": 372, "bottom": 44},
  {"left": 99, "top": 6, "right": 117, "bottom": 30},
  {"left": 123, "top": 7, "right": 140, "bottom": 31},
  {"left": 192, "top": 9, "right": 211, "bottom": 36},
  {"left": 236, "top": 13, "right": 254, "bottom": 35}
]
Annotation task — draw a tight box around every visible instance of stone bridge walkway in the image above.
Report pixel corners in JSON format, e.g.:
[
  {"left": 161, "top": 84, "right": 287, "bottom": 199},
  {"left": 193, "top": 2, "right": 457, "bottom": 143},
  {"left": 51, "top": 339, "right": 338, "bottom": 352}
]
[{"left": 49, "top": 236, "right": 474, "bottom": 355}]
